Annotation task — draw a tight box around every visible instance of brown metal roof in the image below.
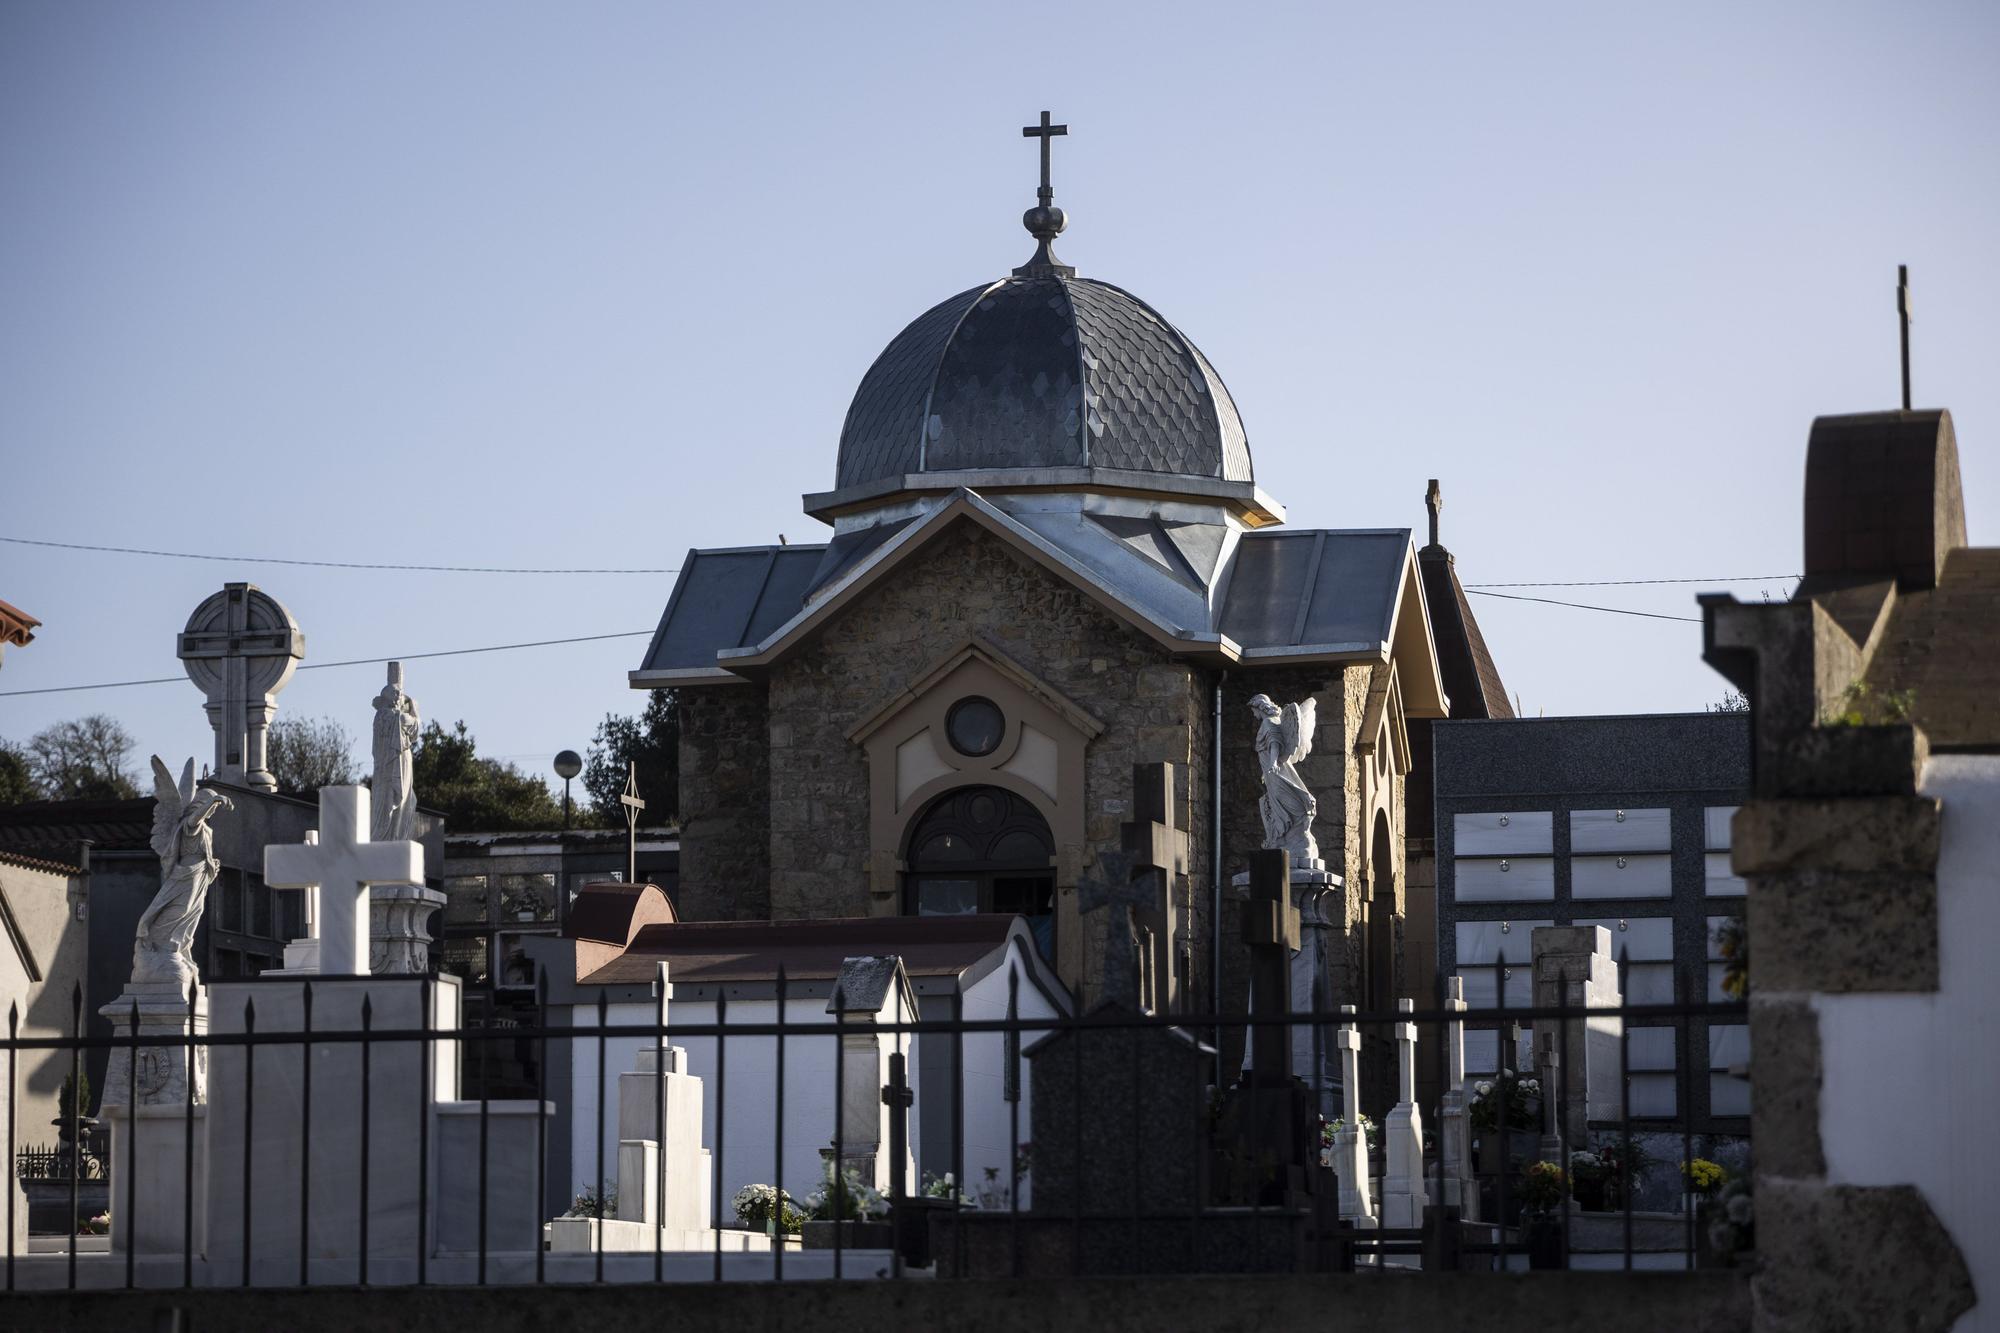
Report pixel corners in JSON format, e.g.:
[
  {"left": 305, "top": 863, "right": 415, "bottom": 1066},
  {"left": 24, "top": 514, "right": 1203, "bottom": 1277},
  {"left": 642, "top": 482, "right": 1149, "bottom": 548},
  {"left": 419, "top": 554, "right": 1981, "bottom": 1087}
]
[
  {"left": 0, "top": 598, "right": 38, "bottom": 649},
  {"left": 564, "top": 881, "right": 676, "bottom": 945},
  {"left": 580, "top": 914, "right": 1020, "bottom": 987}
]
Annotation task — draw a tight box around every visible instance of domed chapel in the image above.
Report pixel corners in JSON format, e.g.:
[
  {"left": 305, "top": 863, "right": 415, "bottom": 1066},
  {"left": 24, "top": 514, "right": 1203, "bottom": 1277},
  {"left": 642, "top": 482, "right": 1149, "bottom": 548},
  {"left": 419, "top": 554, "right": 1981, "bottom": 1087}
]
[{"left": 631, "top": 115, "right": 1510, "bottom": 1044}]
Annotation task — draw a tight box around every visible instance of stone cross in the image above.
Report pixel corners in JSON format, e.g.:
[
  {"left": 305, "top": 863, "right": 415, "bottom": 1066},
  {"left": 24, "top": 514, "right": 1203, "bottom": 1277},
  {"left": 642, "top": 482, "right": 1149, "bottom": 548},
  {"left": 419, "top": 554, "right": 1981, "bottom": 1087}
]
[
  {"left": 1121, "top": 762, "right": 1189, "bottom": 1014},
  {"left": 264, "top": 786, "right": 423, "bottom": 975},
  {"left": 1437, "top": 976, "right": 1477, "bottom": 1218},
  {"left": 1241, "top": 848, "right": 1300, "bottom": 1079},
  {"left": 619, "top": 762, "right": 646, "bottom": 885},
  {"left": 1333, "top": 1005, "right": 1376, "bottom": 1223},
  {"left": 1078, "top": 847, "right": 1143, "bottom": 1010},
  {"left": 177, "top": 583, "right": 304, "bottom": 792},
  {"left": 1380, "top": 998, "right": 1427, "bottom": 1229}
]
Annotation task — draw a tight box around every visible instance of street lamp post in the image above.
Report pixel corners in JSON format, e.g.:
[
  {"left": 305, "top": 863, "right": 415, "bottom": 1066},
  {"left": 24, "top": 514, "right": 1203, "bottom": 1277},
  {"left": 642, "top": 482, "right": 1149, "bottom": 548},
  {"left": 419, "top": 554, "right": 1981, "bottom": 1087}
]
[{"left": 553, "top": 749, "right": 582, "bottom": 924}]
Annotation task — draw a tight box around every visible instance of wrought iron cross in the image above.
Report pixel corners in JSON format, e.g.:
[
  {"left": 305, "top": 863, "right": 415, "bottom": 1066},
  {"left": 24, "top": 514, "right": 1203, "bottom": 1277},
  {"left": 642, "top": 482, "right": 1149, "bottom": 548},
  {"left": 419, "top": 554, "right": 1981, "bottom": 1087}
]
[
  {"left": 619, "top": 762, "right": 646, "bottom": 885},
  {"left": 1022, "top": 110, "right": 1067, "bottom": 206}
]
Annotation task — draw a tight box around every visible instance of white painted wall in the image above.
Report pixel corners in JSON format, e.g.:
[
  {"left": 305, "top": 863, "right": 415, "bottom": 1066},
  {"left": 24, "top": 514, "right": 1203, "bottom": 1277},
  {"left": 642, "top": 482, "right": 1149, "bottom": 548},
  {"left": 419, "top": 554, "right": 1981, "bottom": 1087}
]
[
  {"left": 1817, "top": 755, "right": 2000, "bottom": 1332},
  {"left": 958, "top": 946, "right": 1061, "bottom": 1207}
]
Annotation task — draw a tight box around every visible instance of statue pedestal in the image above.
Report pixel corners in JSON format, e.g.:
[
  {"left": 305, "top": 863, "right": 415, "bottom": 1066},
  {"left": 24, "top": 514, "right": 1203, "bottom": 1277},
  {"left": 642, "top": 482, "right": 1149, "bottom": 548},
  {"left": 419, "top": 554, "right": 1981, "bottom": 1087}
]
[
  {"left": 370, "top": 882, "right": 445, "bottom": 974},
  {"left": 1232, "top": 865, "right": 1343, "bottom": 1105},
  {"left": 98, "top": 982, "right": 207, "bottom": 1108}
]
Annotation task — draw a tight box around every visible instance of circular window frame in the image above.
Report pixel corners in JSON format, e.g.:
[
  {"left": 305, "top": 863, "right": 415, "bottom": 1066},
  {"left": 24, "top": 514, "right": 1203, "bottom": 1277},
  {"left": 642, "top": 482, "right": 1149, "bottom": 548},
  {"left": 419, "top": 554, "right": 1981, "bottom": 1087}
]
[{"left": 944, "top": 695, "right": 1006, "bottom": 758}]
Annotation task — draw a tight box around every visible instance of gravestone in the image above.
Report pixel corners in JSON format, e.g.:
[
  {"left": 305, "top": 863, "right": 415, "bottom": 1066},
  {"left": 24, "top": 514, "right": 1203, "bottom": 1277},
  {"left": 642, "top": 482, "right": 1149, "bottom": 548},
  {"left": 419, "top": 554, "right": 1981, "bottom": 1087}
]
[
  {"left": 366, "top": 662, "right": 444, "bottom": 974},
  {"left": 1529, "top": 925, "right": 1623, "bottom": 1138},
  {"left": 177, "top": 583, "right": 304, "bottom": 792},
  {"left": 264, "top": 786, "right": 424, "bottom": 976},
  {"left": 1119, "top": 763, "right": 1189, "bottom": 1014},
  {"left": 1379, "top": 998, "right": 1425, "bottom": 1229},
  {"left": 1435, "top": 976, "right": 1478, "bottom": 1219}
]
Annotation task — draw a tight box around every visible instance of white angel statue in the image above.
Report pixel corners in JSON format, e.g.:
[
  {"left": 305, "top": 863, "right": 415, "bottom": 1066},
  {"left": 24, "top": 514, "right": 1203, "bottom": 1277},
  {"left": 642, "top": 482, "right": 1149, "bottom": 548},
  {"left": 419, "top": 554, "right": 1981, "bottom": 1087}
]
[
  {"left": 134, "top": 756, "right": 234, "bottom": 989},
  {"left": 1249, "top": 694, "right": 1319, "bottom": 865}
]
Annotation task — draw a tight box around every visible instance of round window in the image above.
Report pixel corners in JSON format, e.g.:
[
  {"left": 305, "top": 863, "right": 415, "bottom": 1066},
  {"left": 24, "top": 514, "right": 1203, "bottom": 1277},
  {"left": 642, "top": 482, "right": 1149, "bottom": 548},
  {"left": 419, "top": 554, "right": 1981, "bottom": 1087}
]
[{"left": 945, "top": 696, "right": 1006, "bottom": 757}]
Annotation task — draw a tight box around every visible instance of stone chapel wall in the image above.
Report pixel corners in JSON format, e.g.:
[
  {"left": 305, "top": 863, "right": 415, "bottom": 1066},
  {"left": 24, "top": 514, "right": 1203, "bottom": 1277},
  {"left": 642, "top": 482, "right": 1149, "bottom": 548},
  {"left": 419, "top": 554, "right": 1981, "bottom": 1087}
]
[
  {"left": 761, "top": 524, "right": 1204, "bottom": 996},
  {"left": 676, "top": 687, "right": 772, "bottom": 920}
]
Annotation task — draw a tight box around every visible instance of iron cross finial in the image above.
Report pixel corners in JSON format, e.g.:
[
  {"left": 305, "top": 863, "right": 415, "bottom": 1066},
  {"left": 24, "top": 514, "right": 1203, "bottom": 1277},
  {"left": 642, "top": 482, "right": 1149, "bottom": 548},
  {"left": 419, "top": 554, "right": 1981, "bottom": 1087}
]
[{"left": 1022, "top": 110, "right": 1068, "bottom": 207}]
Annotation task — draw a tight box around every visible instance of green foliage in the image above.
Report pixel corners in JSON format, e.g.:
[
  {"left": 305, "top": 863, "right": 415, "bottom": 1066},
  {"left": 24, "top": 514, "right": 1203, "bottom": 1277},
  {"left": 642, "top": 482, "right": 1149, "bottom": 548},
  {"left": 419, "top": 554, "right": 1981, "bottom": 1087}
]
[
  {"left": 412, "top": 720, "right": 564, "bottom": 832},
  {"left": 1822, "top": 681, "right": 1915, "bottom": 728},
  {"left": 1707, "top": 689, "right": 1750, "bottom": 713},
  {"left": 23, "top": 715, "right": 138, "bottom": 800},
  {"left": 59, "top": 1071, "right": 91, "bottom": 1121},
  {"left": 265, "top": 715, "right": 359, "bottom": 794},
  {"left": 0, "top": 742, "right": 36, "bottom": 805},
  {"left": 1521, "top": 1161, "right": 1568, "bottom": 1214},
  {"left": 583, "top": 689, "right": 678, "bottom": 827}
]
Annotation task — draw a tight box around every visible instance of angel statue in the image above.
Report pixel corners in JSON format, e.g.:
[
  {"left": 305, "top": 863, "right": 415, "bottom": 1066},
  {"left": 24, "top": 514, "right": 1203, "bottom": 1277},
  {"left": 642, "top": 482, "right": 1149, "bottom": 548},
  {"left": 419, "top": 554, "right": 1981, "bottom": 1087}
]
[
  {"left": 371, "top": 661, "right": 421, "bottom": 842},
  {"left": 135, "top": 756, "right": 235, "bottom": 988},
  {"left": 1249, "top": 693, "right": 1320, "bottom": 866}
]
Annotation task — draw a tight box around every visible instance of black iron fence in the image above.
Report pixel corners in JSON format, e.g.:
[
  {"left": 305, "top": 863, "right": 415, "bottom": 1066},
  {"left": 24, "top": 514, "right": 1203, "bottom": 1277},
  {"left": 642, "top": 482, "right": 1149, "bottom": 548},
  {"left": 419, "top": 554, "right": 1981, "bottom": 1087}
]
[{"left": 1, "top": 953, "right": 1748, "bottom": 1290}]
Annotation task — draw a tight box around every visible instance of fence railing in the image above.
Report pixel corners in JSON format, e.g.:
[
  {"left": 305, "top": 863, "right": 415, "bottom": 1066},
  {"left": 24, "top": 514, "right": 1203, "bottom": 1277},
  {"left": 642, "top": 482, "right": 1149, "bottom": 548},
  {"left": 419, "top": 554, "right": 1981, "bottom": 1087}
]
[{"left": 0, "top": 953, "right": 1748, "bottom": 1290}]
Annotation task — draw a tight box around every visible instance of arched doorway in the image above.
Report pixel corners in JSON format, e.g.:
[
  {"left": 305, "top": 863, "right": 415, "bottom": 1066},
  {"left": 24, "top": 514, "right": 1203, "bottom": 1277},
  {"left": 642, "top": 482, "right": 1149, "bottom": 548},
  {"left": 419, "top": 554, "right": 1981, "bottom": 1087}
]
[{"left": 903, "top": 784, "right": 1057, "bottom": 962}]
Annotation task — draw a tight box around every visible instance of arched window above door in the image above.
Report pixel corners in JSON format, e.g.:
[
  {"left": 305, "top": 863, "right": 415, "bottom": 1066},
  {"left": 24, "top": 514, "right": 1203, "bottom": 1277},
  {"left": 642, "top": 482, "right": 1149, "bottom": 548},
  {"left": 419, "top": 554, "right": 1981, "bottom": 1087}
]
[{"left": 904, "top": 784, "right": 1057, "bottom": 962}]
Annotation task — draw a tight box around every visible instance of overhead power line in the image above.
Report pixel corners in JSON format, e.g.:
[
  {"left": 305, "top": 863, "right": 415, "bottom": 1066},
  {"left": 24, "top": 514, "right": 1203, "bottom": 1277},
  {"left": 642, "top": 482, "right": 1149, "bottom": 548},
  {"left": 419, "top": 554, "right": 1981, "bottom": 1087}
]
[
  {"left": 1462, "top": 575, "right": 1799, "bottom": 588},
  {"left": 1464, "top": 590, "right": 1701, "bottom": 623},
  {"left": 0, "top": 630, "right": 654, "bottom": 698},
  {"left": 0, "top": 535, "right": 678, "bottom": 576}
]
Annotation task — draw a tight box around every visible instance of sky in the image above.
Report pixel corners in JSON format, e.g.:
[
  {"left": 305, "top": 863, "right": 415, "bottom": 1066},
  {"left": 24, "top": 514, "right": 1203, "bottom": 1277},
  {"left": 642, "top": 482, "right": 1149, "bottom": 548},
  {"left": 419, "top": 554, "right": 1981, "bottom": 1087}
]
[{"left": 2, "top": 1, "right": 1995, "bottom": 792}]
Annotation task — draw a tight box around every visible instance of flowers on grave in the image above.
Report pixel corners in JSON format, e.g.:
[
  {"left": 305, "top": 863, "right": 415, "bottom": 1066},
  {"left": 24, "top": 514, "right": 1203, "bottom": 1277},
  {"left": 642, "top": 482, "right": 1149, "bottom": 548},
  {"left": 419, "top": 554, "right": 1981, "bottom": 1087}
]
[
  {"left": 78, "top": 1210, "right": 110, "bottom": 1237},
  {"left": 805, "top": 1164, "right": 887, "bottom": 1222},
  {"left": 1706, "top": 1177, "right": 1755, "bottom": 1263},
  {"left": 561, "top": 1184, "right": 618, "bottom": 1219},
  {"left": 1715, "top": 917, "right": 1749, "bottom": 1000},
  {"left": 1316, "top": 1113, "right": 1378, "bottom": 1168},
  {"left": 1567, "top": 1145, "right": 1642, "bottom": 1211},
  {"left": 1468, "top": 1072, "right": 1541, "bottom": 1133},
  {"left": 732, "top": 1183, "right": 804, "bottom": 1234},
  {"left": 1681, "top": 1157, "right": 1729, "bottom": 1197},
  {"left": 971, "top": 1144, "right": 1033, "bottom": 1210},
  {"left": 1519, "top": 1161, "right": 1568, "bottom": 1216},
  {"left": 920, "top": 1171, "right": 972, "bottom": 1205}
]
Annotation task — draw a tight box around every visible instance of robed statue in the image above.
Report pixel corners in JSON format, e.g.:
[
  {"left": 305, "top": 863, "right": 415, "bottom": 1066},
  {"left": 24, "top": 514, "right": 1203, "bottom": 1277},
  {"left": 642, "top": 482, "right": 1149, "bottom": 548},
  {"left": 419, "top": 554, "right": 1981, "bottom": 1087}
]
[
  {"left": 371, "top": 661, "right": 420, "bottom": 842},
  {"left": 1249, "top": 693, "right": 1319, "bottom": 865},
  {"left": 135, "top": 756, "right": 234, "bottom": 988}
]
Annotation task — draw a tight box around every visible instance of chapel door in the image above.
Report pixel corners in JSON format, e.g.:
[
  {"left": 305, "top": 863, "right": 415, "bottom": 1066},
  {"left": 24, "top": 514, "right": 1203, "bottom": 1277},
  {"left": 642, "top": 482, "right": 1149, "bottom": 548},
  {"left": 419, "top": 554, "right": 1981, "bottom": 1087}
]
[{"left": 903, "top": 785, "right": 1057, "bottom": 962}]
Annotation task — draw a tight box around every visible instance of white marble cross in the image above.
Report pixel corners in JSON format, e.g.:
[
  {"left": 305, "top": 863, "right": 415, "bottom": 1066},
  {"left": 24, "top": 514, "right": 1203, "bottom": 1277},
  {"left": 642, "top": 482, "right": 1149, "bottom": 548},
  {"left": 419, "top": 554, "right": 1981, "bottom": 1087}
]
[{"left": 264, "top": 786, "right": 423, "bottom": 975}]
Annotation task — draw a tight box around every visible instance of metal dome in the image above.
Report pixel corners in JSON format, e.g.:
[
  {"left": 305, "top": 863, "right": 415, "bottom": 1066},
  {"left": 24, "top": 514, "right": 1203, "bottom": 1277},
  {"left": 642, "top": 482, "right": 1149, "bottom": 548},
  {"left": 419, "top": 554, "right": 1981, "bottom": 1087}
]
[{"left": 833, "top": 273, "right": 1254, "bottom": 493}]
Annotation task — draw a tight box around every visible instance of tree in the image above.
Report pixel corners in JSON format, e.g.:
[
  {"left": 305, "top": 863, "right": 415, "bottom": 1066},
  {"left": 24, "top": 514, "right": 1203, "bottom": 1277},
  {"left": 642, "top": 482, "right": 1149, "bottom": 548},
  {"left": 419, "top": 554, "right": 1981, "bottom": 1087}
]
[
  {"left": 26, "top": 715, "right": 138, "bottom": 800},
  {"left": 583, "top": 689, "right": 678, "bottom": 828},
  {"left": 0, "top": 741, "right": 37, "bottom": 805},
  {"left": 412, "top": 719, "right": 565, "bottom": 832},
  {"left": 1708, "top": 690, "right": 1750, "bottom": 714},
  {"left": 265, "top": 715, "right": 360, "bottom": 794}
]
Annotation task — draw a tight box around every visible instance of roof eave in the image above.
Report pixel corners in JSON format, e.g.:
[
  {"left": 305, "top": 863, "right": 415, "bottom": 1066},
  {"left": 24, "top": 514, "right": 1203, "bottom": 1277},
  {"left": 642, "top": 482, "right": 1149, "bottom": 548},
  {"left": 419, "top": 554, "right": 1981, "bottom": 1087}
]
[{"left": 802, "top": 468, "right": 1285, "bottom": 528}]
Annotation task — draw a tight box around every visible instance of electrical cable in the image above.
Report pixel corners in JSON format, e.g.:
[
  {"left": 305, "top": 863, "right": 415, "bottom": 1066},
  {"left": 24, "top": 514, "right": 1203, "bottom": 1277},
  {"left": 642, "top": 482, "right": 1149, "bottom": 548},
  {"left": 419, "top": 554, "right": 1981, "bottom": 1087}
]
[
  {"left": 1463, "top": 575, "right": 1798, "bottom": 588},
  {"left": 1463, "top": 590, "right": 1702, "bottom": 622},
  {"left": 0, "top": 535, "right": 678, "bottom": 576},
  {"left": 0, "top": 630, "right": 654, "bottom": 698}
]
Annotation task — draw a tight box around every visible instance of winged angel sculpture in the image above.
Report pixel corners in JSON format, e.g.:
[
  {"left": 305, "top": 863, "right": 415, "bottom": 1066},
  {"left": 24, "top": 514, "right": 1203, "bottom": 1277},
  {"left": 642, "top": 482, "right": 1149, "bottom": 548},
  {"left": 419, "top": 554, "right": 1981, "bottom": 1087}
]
[
  {"left": 1249, "top": 694, "right": 1319, "bottom": 865},
  {"left": 134, "top": 756, "right": 234, "bottom": 988}
]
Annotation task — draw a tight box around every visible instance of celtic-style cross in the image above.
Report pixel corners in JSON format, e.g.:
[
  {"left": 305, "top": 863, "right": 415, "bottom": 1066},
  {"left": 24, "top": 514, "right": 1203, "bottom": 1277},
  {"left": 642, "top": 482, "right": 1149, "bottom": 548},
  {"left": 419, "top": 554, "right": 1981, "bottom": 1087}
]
[{"left": 1022, "top": 110, "right": 1067, "bottom": 207}]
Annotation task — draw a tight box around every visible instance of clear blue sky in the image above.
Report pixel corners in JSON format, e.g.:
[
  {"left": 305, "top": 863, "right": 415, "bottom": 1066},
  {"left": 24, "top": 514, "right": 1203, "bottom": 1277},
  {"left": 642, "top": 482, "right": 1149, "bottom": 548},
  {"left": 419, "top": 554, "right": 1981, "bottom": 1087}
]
[{"left": 3, "top": 1, "right": 1995, "bottom": 790}]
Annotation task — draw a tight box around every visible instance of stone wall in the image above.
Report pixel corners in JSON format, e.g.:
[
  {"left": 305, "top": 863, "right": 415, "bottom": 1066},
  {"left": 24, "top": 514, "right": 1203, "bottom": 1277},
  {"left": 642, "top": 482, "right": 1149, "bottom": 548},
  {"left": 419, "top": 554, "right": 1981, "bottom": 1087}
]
[
  {"left": 762, "top": 522, "right": 1208, "bottom": 1003},
  {"left": 675, "top": 687, "right": 771, "bottom": 921}
]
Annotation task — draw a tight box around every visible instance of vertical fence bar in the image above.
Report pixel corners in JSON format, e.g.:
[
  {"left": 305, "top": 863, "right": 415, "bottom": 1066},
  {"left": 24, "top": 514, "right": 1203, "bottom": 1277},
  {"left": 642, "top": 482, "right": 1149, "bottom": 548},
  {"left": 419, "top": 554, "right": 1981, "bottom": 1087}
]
[
  {"left": 829, "top": 985, "right": 842, "bottom": 1281},
  {"left": 655, "top": 967, "right": 667, "bottom": 1284},
  {"left": 416, "top": 977, "right": 430, "bottom": 1288},
  {"left": 5, "top": 1003, "right": 14, "bottom": 1293},
  {"left": 1069, "top": 998, "right": 1082, "bottom": 1276},
  {"left": 299, "top": 984, "right": 313, "bottom": 1287},
  {"left": 1556, "top": 966, "right": 1572, "bottom": 1269},
  {"left": 535, "top": 972, "right": 548, "bottom": 1287},
  {"left": 594, "top": 990, "right": 607, "bottom": 1285},
  {"left": 359, "top": 993, "right": 373, "bottom": 1286},
  {"left": 1679, "top": 962, "right": 1696, "bottom": 1270},
  {"left": 242, "top": 996, "right": 256, "bottom": 1289},
  {"left": 772, "top": 966, "right": 785, "bottom": 1283},
  {"left": 1005, "top": 970, "right": 1020, "bottom": 1279},
  {"left": 477, "top": 1002, "right": 490, "bottom": 1287},
  {"left": 713, "top": 989, "right": 728, "bottom": 1283},
  {"left": 1188, "top": 985, "right": 1204, "bottom": 1269},
  {"left": 1492, "top": 954, "right": 1509, "bottom": 1271},
  {"left": 950, "top": 983, "right": 965, "bottom": 1277},
  {"left": 1618, "top": 947, "right": 1633, "bottom": 1270},
  {"left": 67, "top": 982, "right": 80, "bottom": 1290},
  {"left": 184, "top": 982, "right": 196, "bottom": 1289},
  {"left": 125, "top": 998, "right": 139, "bottom": 1289}
]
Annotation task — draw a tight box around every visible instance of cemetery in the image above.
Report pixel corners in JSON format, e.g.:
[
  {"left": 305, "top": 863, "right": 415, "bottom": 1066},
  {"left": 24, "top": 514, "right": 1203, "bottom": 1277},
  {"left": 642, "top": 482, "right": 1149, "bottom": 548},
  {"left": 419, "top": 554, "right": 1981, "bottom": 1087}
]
[{"left": 2, "top": 77, "right": 1994, "bottom": 1333}]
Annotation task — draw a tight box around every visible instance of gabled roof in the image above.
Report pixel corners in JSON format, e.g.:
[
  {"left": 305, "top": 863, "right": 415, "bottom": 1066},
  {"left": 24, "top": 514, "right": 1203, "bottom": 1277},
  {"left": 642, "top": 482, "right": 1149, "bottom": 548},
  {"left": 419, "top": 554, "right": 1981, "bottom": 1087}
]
[
  {"left": 1418, "top": 545, "right": 1512, "bottom": 719},
  {"left": 632, "top": 488, "right": 1449, "bottom": 717}
]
